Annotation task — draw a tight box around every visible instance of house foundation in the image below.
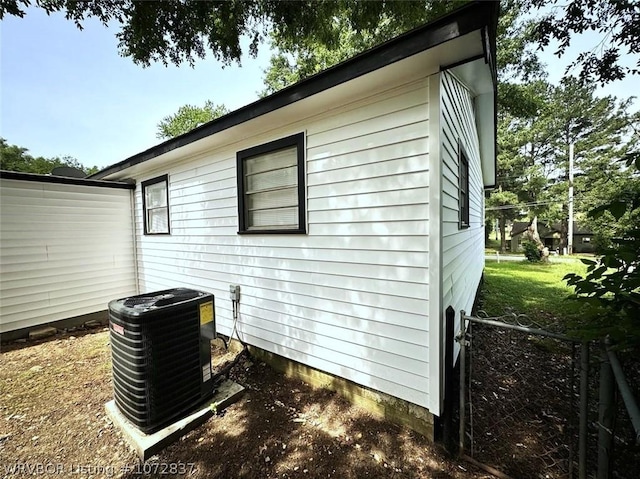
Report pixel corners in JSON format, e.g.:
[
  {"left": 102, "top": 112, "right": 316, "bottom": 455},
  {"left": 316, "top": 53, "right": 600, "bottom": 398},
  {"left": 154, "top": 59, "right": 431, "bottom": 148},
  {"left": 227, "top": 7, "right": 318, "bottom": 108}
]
[
  {"left": 0, "top": 310, "right": 108, "bottom": 343},
  {"left": 225, "top": 339, "right": 436, "bottom": 441}
]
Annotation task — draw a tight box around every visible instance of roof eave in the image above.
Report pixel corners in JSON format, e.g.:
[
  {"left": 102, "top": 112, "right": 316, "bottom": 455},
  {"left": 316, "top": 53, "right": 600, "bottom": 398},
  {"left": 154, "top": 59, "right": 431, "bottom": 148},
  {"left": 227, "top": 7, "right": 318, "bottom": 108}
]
[
  {"left": 0, "top": 170, "right": 135, "bottom": 189},
  {"left": 91, "top": 1, "right": 499, "bottom": 180}
]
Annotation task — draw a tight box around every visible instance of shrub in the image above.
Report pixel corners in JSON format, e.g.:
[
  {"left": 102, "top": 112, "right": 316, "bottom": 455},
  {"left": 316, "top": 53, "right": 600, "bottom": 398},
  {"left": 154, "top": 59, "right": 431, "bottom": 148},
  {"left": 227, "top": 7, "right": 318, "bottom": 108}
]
[
  {"left": 564, "top": 229, "right": 640, "bottom": 348},
  {"left": 522, "top": 240, "right": 542, "bottom": 262}
]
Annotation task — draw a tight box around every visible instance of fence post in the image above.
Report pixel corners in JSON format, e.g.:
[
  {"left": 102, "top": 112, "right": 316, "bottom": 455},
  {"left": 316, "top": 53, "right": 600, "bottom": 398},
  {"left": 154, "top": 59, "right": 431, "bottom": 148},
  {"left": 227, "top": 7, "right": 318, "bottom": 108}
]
[
  {"left": 597, "top": 345, "right": 615, "bottom": 479},
  {"left": 458, "top": 310, "right": 467, "bottom": 456},
  {"left": 579, "top": 342, "right": 589, "bottom": 479},
  {"left": 442, "top": 306, "right": 456, "bottom": 453},
  {"left": 607, "top": 348, "right": 640, "bottom": 444}
]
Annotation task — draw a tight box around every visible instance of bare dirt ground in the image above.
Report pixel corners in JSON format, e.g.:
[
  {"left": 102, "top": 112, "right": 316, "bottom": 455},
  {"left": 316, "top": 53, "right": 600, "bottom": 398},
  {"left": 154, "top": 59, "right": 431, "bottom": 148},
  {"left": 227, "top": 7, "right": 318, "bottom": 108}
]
[{"left": 0, "top": 328, "right": 491, "bottom": 479}]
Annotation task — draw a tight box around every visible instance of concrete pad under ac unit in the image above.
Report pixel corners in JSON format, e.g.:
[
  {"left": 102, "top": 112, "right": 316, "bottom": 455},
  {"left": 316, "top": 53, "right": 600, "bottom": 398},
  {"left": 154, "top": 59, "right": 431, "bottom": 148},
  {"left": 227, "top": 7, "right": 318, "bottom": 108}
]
[{"left": 105, "top": 379, "right": 245, "bottom": 461}]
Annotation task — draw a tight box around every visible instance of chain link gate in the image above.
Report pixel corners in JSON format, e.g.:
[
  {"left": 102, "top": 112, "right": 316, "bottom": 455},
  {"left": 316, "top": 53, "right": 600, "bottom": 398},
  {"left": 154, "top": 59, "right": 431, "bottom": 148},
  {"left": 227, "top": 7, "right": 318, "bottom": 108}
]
[{"left": 457, "top": 311, "right": 591, "bottom": 479}]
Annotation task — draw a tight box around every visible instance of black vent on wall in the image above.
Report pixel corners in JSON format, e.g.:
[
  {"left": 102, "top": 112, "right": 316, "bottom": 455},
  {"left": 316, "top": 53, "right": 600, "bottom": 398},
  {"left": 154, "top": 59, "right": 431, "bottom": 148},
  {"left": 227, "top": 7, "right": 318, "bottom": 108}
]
[{"left": 108, "top": 288, "right": 216, "bottom": 433}]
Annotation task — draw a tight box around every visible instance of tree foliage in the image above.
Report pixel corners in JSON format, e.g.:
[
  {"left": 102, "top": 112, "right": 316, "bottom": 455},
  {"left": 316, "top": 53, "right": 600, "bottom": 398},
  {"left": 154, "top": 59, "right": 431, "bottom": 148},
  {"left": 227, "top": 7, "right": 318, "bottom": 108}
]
[
  {"left": 540, "top": 78, "right": 635, "bottom": 250},
  {"left": 2, "top": 0, "right": 636, "bottom": 87},
  {"left": 0, "top": 138, "right": 97, "bottom": 175},
  {"left": 493, "top": 75, "right": 637, "bottom": 251},
  {"left": 156, "top": 100, "right": 229, "bottom": 139},
  {"left": 564, "top": 156, "right": 640, "bottom": 347},
  {"left": 259, "top": 0, "right": 550, "bottom": 118},
  {"left": 522, "top": 239, "right": 543, "bottom": 262},
  {"left": 486, "top": 188, "right": 520, "bottom": 253},
  {"left": 573, "top": 111, "right": 640, "bottom": 250},
  {"left": 495, "top": 0, "right": 548, "bottom": 117},
  {"left": 529, "top": 0, "right": 640, "bottom": 84},
  {"left": 0, "top": 0, "right": 460, "bottom": 68},
  {"left": 260, "top": 1, "right": 459, "bottom": 97}
]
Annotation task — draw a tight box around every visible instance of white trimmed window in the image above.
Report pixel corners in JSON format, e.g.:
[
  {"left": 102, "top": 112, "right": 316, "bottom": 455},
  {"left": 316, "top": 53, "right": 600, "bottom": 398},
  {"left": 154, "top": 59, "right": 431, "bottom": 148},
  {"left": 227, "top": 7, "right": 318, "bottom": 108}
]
[
  {"left": 142, "top": 175, "right": 170, "bottom": 235},
  {"left": 236, "top": 133, "right": 306, "bottom": 234}
]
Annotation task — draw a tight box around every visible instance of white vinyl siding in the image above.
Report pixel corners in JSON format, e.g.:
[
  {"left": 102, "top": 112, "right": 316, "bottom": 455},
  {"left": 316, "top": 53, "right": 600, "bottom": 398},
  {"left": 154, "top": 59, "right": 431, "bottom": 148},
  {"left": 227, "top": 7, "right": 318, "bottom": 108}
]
[
  {"left": 130, "top": 78, "right": 432, "bottom": 409},
  {"left": 440, "top": 72, "right": 485, "bottom": 349},
  {"left": 0, "top": 179, "right": 137, "bottom": 334}
]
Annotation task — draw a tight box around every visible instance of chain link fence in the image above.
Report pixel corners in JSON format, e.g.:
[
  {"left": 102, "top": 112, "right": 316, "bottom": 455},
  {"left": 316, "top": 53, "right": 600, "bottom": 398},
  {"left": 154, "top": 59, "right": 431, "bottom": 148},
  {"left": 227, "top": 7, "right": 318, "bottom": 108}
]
[
  {"left": 606, "top": 349, "right": 640, "bottom": 479},
  {"left": 461, "top": 315, "right": 582, "bottom": 478},
  {"left": 458, "top": 311, "right": 640, "bottom": 479}
]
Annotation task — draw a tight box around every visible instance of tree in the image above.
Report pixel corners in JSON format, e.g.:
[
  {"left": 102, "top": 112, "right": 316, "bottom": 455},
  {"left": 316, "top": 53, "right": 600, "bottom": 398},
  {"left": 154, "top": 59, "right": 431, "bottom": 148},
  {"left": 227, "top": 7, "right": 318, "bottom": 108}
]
[
  {"left": 541, "top": 78, "right": 635, "bottom": 251},
  {"left": 0, "top": 1, "right": 460, "bottom": 68},
  {"left": 486, "top": 189, "right": 520, "bottom": 253},
  {"left": 3, "top": 1, "right": 636, "bottom": 86},
  {"left": 0, "top": 138, "right": 97, "bottom": 175},
  {"left": 495, "top": 0, "right": 548, "bottom": 117},
  {"left": 156, "top": 100, "right": 229, "bottom": 139},
  {"left": 259, "top": 20, "right": 379, "bottom": 98},
  {"left": 530, "top": 0, "right": 640, "bottom": 84},
  {"left": 260, "top": 0, "right": 546, "bottom": 105},
  {"left": 260, "top": 1, "right": 458, "bottom": 97},
  {"left": 494, "top": 74, "right": 636, "bottom": 253},
  {"left": 564, "top": 155, "right": 640, "bottom": 348},
  {"left": 573, "top": 111, "right": 640, "bottom": 251},
  {"left": 492, "top": 79, "right": 557, "bottom": 246},
  {"left": 484, "top": 3, "right": 554, "bottom": 249}
]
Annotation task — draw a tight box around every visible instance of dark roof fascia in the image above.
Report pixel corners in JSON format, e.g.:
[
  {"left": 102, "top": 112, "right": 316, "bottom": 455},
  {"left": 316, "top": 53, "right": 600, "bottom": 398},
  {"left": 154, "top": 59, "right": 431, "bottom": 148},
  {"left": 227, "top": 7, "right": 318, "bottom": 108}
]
[
  {"left": 440, "top": 24, "right": 498, "bottom": 190},
  {"left": 0, "top": 170, "right": 135, "bottom": 189},
  {"left": 484, "top": 3, "right": 499, "bottom": 189},
  {"left": 91, "top": 1, "right": 499, "bottom": 180},
  {"left": 439, "top": 19, "right": 498, "bottom": 190}
]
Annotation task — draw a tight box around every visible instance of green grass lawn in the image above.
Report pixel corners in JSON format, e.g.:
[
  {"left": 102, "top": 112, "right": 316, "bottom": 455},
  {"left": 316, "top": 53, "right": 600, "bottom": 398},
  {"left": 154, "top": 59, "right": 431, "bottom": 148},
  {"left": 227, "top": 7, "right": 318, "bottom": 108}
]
[{"left": 481, "top": 259, "right": 588, "bottom": 327}]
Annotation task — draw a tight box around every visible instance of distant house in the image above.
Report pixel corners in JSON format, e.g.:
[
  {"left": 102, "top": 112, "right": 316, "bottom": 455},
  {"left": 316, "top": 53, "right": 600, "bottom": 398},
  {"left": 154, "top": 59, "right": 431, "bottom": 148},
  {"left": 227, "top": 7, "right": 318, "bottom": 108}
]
[
  {"left": 510, "top": 221, "right": 595, "bottom": 253},
  {"left": 1, "top": 2, "right": 498, "bottom": 440}
]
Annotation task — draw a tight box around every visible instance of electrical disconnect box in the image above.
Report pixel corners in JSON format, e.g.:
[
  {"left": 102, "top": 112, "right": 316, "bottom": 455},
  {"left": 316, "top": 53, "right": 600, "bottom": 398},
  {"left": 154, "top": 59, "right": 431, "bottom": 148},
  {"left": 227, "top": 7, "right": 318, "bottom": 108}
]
[{"left": 229, "top": 284, "right": 241, "bottom": 302}]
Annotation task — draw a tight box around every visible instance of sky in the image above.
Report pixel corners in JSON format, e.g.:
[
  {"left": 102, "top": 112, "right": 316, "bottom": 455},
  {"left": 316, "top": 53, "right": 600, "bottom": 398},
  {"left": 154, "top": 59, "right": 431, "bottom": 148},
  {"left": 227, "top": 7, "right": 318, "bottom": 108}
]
[
  {"left": 1, "top": 6, "right": 638, "bottom": 171},
  {"left": 1, "top": 7, "right": 274, "bottom": 170}
]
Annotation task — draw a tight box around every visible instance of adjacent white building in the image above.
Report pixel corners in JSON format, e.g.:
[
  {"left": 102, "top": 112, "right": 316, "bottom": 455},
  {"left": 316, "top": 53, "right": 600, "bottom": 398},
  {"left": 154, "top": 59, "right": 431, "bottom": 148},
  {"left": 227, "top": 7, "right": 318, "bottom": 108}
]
[{"left": 0, "top": 173, "right": 137, "bottom": 335}]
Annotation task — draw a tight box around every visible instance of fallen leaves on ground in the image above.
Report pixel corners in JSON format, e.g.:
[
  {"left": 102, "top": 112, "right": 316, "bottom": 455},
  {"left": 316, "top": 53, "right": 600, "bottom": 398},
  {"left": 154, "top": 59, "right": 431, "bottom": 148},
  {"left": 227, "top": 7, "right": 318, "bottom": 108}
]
[{"left": 0, "top": 329, "right": 490, "bottom": 479}]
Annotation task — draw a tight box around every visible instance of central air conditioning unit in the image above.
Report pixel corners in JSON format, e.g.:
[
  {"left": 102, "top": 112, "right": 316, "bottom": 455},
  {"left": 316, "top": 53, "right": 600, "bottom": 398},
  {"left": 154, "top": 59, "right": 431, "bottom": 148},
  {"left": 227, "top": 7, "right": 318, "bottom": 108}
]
[{"left": 108, "top": 288, "right": 216, "bottom": 434}]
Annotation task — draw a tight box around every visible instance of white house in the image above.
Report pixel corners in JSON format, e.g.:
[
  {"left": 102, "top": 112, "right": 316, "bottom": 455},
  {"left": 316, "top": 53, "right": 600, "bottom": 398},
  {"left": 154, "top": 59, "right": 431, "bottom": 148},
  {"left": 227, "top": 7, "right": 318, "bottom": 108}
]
[{"left": 0, "top": 1, "right": 498, "bottom": 438}]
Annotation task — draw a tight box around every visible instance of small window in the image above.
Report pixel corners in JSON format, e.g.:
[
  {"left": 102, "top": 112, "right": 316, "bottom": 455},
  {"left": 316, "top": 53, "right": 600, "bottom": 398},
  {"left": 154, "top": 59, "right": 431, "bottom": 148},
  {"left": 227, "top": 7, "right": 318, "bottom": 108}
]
[
  {"left": 582, "top": 237, "right": 591, "bottom": 244},
  {"left": 142, "top": 175, "right": 170, "bottom": 235},
  {"left": 237, "top": 133, "right": 306, "bottom": 234},
  {"left": 459, "top": 145, "right": 470, "bottom": 229}
]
